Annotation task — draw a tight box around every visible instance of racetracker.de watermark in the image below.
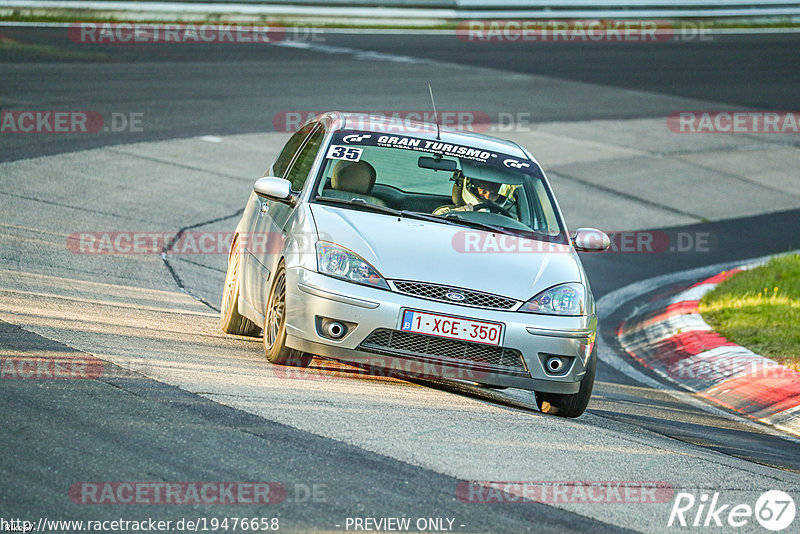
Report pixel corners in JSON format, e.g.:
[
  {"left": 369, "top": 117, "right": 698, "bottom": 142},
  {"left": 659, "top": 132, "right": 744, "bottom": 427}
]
[
  {"left": 0, "top": 356, "right": 104, "bottom": 379},
  {"left": 451, "top": 230, "right": 715, "bottom": 254},
  {"left": 273, "top": 111, "right": 538, "bottom": 133},
  {"left": 68, "top": 23, "right": 286, "bottom": 44},
  {"left": 457, "top": 481, "right": 674, "bottom": 504},
  {"left": 666, "top": 356, "right": 799, "bottom": 381},
  {"left": 456, "top": 20, "right": 712, "bottom": 42},
  {"left": 68, "top": 482, "right": 327, "bottom": 505},
  {"left": 276, "top": 110, "right": 486, "bottom": 133},
  {"left": 667, "top": 111, "right": 800, "bottom": 134},
  {"left": 66, "top": 232, "right": 302, "bottom": 255},
  {"left": 273, "top": 355, "right": 491, "bottom": 382},
  {"left": 0, "top": 111, "right": 143, "bottom": 134}
]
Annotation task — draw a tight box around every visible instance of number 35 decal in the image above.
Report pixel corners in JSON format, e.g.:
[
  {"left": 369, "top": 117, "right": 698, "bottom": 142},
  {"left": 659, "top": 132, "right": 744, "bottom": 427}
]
[{"left": 326, "top": 145, "right": 363, "bottom": 162}]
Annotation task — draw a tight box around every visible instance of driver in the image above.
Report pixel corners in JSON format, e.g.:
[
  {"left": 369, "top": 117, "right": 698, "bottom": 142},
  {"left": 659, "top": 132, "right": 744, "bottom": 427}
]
[
  {"left": 466, "top": 177, "right": 502, "bottom": 203},
  {"left": 433, "top": 175, "right": 506, "bottom": 215}
]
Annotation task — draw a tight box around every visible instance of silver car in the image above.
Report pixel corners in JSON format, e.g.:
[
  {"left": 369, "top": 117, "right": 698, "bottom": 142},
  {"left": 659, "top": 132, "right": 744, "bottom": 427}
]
[{"left": 221, "top": 112, "right": 609, "bottom": 417}]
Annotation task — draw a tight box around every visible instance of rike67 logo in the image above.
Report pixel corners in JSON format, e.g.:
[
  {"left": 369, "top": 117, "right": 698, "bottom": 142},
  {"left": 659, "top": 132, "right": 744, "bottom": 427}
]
[{"left": 668, "top": 490, "right": 795, "bottom": 530}]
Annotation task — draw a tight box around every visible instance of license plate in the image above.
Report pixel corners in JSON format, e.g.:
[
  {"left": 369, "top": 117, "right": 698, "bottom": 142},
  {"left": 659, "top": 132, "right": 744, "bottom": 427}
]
[{"left": 400, "top": 310, "right": 503, "bottom": 346}]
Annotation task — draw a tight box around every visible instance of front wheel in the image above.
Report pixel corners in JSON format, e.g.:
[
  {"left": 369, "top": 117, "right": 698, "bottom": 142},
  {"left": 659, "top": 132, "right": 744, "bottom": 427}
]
[
  {"left": 263, "top": 263, "right": 312, "bottom": 368},
  {"left": 535, "top": 346, "right": 596, "bottom": 418}
]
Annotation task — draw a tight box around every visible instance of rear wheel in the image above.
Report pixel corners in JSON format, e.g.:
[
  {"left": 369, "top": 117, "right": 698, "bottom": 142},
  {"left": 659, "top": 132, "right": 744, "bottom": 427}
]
[
  {"left": 263, "top": 263, "right": 312, "bottom": 367},
  {"left": 535, "top": 346, "right": 596, "bottom": 418},
  {"left": 220, "top": 236, "right": 261, "bottom": 336}
]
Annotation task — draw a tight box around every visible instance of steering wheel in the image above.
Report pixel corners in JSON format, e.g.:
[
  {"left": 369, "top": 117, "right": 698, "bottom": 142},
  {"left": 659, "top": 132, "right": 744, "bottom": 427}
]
[{"left": 472, "top": 200, "right": 513, "bottom": 217}]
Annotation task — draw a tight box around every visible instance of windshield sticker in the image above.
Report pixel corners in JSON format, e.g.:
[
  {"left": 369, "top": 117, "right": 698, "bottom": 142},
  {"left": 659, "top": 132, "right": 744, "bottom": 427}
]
[
  {"left": 502, "top": 158, "right": 531, "bottom": 169},
  {"left": 376, "top": 135, "right": 492, "bottom": 161},
  {"left": 342, "top": 133, "right": 372, "bottom": 144},
  {"left": 332, "top": 130, "right": 540, "bottom": 175},
  {"left": 326, "top": 145, "right": 363, "bottom": 162}
]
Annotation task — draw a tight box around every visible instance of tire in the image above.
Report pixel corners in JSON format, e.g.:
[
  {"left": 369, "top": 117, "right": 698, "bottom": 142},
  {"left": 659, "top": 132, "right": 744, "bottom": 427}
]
[
  {"left": 535, "top": 346, "right": 596, "bottom": 418},
  {"left": 220, "top": 235, "right": 261, "bottom": 336},
  {"left": 263, "top": 263, "right": 312, "bottom": 367}
]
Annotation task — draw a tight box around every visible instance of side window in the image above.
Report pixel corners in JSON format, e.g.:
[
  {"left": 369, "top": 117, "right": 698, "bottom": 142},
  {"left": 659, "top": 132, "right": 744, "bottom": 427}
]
[
  {"left": 272, "top": 123, "right": 316, "bottom": 178},
  {"left": 284, "top": 126, "right": 324, "bottom": 191}
]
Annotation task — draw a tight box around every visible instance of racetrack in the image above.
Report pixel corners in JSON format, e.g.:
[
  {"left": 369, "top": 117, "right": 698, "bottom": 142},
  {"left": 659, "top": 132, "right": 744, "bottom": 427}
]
[{"left": 1, "top": 27, "right": 800, "bottom": 533}]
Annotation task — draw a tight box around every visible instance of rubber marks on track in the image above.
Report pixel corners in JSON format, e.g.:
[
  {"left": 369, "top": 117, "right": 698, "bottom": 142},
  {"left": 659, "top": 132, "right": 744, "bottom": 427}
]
[{"left": 617, "top": 268, "right": 800, "bottom": 437}]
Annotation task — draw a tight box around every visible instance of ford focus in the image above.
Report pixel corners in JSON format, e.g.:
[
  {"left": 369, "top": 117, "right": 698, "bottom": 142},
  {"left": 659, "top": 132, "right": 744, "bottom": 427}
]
[{"left": 220, "top": 112, "right": 609, "bottom": 417}]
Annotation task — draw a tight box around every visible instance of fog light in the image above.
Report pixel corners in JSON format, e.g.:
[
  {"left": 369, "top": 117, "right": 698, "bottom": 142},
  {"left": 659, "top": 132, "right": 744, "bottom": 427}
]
[
  {"left": 316, "top": 317, "right": 355, "bottom": 340},
  {"left": 324, "top": 321, "right": 346, "bottom": 339},
  {"left": 539, "top": 353, "right": 574, "bottom": 376},
  {"left": 546, "top": 356, "right": 564, "bottom": 374}
]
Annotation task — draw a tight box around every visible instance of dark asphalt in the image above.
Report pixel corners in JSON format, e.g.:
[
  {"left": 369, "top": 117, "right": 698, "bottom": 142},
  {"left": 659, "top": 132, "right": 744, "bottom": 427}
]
[
  {"left": 1, "top": 29, "right": 798, "bottom": 161},
  {"left": 1, "top": 320, "right": 627, "bottom": 531},
  {"left": 324, "top": 32, "right": 800, "bottom": 113}
]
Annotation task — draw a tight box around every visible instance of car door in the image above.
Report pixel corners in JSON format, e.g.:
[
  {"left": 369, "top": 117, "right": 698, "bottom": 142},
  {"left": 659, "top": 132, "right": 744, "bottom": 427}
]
[
  {"left": 239, "top": 123, "right": 316, "bottom": 319},
  {"left": 247, "top": 122, "right": 326, "bottom": 314}
]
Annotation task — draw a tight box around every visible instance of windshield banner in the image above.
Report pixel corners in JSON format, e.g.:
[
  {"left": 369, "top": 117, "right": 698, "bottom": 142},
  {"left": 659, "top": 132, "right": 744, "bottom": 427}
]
[{"left": 332, "top": 130, "right": 541, "bottom": 176}]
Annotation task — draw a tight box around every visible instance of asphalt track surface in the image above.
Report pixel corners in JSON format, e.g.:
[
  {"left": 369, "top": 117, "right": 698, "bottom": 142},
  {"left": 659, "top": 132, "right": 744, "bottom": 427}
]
[
  {"left": 1, "top": 29, "right": 798, "bottom": 160},
  {"left": 1, "top": 28, "right": 800, "bottom": 533}
]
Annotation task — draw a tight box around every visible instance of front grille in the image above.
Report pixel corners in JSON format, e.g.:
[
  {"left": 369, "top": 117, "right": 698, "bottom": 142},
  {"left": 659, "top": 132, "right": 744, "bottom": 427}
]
[
  {"left": 391, "top": 280, "right": 519, "bottom": 310},
  {"left": 359, "top": 329, "right": 528, "bottom": 373}
]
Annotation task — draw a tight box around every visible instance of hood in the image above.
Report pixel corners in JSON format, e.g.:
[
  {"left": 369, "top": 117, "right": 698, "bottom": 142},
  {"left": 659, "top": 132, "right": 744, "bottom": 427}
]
[{"left": 310, "top": 205, "right": 585, "bottom": 302}]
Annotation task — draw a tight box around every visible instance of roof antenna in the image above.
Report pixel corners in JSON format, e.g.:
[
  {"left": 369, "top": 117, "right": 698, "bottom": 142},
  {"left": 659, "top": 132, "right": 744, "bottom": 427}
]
[{"left": 428, "top": 83, "right": 441, "bottom": 140}]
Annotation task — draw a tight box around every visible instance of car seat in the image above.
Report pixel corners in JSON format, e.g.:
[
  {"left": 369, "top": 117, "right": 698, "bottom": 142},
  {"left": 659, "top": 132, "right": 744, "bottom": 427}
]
[{"left": 323, "top": 160, "right": 388, "bottom": 207}]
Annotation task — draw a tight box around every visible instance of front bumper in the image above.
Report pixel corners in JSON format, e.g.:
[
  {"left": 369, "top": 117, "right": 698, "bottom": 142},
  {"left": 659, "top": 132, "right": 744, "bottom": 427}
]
[{"left": 284, "top": 268, "right": 596, "bottom": 394}]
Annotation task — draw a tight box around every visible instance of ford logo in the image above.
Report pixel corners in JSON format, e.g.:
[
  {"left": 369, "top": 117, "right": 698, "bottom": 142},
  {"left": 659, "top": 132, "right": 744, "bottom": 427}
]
[{"left": 445, "top": 292, "right": 466, "bottom": 302}]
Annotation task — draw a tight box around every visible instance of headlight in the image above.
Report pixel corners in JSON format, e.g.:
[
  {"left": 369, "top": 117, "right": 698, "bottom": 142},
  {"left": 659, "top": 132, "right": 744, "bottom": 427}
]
[
  {"left": 520, "top": 283, "right": 586, "bottom": 316},
  {"left": 316, "top": 242, "right": 389, "bottom": 289}
]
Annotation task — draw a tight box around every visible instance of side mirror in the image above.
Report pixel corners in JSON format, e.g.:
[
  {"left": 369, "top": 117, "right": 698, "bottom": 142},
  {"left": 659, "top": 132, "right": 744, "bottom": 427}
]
[
  {"left": 254, "top": 177, "right": 295, "bottom": 205},
  {"left": 572, "top": 228, "right": 610, "bottom": 252}
]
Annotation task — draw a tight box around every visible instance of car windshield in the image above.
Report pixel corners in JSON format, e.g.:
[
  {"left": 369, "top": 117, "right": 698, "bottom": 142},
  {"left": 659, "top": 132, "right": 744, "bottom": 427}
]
[{"left": 312, "top": 130, "right": 566, "bottom": 242}]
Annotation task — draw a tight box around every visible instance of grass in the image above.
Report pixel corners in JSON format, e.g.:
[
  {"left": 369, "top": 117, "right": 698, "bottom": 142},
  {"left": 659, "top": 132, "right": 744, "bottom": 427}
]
[
  {"left": 0, "top": 13, "right": 457, "bottom": 29},
  {"left": 699, "top": 253, "right": 800, "bottom": 372},
  {"left": 0, "top": 36, "right": 109, "bottom": 60}
]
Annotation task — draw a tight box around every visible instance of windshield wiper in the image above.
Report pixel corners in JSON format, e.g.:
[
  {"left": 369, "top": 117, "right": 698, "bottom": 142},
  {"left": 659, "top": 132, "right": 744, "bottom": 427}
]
[
  {"left": 315, "top": 196, "right": 403, "bottom": 216},
  {"left": 397, "top": 210, "right": 467, "bottom": 227},
  {"left": 315, "top": 197, "right": 527, "bottom": 236},
  {"left": 315, "top": 197, "right": 465, "bottom": 227},
  {"left": 439, "top": 213, "right": 521, "bottom": 237}
]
